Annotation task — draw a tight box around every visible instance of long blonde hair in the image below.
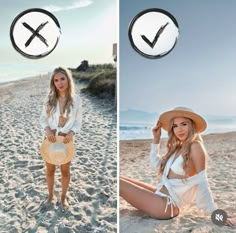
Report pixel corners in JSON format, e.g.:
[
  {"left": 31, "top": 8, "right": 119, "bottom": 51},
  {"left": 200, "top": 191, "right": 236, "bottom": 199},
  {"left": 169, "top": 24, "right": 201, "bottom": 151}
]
[
  {"left": 46, "top": 67, "right": 75, "bottom": 117},
  {"left": 159, "top": 117, "right": 204, "bottom": 176}
]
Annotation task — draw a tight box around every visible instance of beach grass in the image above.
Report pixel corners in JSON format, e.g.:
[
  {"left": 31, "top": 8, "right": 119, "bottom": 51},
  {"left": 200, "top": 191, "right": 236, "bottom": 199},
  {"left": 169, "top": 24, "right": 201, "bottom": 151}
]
[{"left": 71, "top": 63, "right": 116, "bottom": 99}]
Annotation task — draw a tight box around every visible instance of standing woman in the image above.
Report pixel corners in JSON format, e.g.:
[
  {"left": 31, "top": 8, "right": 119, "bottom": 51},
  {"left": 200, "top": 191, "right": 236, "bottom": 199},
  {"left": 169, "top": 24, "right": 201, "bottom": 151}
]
[
  {"left": 40, "top": 67, "right": 82, "bottom": 210},
  {"left": 120, "top": 107, "right": 235, "bottom": 226}
]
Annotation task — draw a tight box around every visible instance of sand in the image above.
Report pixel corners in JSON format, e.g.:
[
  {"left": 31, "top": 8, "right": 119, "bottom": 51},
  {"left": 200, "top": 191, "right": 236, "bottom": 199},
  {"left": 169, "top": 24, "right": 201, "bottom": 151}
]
[
  {"left": 120, "top": 133, "right": 236, "bottom": 233},
  {"left": 1, "top": 75, "right": 236, "bottom": 233},
  {"left": 0, "top": 75, "right": 117, "bottom": 232}
]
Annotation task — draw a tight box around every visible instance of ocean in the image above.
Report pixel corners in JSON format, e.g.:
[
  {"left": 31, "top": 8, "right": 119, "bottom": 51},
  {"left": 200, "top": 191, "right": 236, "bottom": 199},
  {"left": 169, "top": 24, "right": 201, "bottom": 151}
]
[
  {"left": 0, "top": 62, "right": 54, "bottom": 83},
  {"left": 120, "top": 110, "right": 236, "bottom": 140}
]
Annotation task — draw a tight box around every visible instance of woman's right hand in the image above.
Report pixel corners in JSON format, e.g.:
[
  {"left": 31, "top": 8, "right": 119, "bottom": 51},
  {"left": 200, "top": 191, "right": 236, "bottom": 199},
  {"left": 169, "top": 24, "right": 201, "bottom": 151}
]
[
  {"left": 152, "top": 121, "right": 161, "bottom": 144},
  {"left": 45, "top": 127, "right": 56, "bottom": 143}
]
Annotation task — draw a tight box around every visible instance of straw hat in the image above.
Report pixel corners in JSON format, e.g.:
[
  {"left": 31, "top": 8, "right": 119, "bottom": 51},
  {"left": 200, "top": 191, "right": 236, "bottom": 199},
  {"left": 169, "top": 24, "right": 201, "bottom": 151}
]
[
  {"left": 40, "top": 136, "right": 75, "bottom": 165},
  {"left": 159, "top": 106, "right": 207, "bottom": 133}
]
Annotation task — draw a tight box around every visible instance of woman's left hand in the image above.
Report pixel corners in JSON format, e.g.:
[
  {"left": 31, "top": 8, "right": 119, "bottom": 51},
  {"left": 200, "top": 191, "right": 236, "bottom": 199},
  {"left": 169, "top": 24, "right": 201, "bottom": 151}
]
[
  {"left": 226, "top": 217, "right": 236, "bottom": 227},
  {"left": 63, "top": 131, "right": 74, "bottom": 143}
]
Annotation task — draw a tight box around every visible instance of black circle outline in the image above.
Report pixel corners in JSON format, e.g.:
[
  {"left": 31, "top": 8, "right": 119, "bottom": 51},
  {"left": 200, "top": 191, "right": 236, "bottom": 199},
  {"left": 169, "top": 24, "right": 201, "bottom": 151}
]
[
  {"left": 128, "top": 8, "right": 179, "bottom": 59},
  {"left": 10, "top": 8, "right": 61, "bottom": 59}
]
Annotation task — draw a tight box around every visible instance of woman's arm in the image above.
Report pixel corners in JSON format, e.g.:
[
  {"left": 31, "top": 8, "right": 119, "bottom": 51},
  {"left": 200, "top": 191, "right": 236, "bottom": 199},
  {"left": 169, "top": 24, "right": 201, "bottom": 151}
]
[
  {"left": 69, "top": 96, "right": 82, "bottom": 134},
  {"left": 190, "top": 141, "right": 206, "bottom": 173},
  {"left": 190, "top": 142, "right": 217, "bottom": 214},
  {"left": 150, "top": 143, "right": 162, "bottom": 169},
  {"left": 63, "top": 96, "right": 82, "bottom": 143},
  {"left": 191, "top": 142, "right": 236, "bottom": 227},
  {"left": 39, "top": 103, "right": 49, "bottom": 130},
  {"left": 150, "top": 122, "right": 162, "bottom": 169},
  {"left": 39, "top": 102, "right": 56, "bottom": 142}
]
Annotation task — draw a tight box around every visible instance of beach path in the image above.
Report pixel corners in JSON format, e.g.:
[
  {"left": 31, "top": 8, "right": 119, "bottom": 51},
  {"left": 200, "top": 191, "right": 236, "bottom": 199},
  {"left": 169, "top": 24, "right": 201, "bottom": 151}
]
[{"left": 0, "top": 75, "right": 117, "bottom": 233}]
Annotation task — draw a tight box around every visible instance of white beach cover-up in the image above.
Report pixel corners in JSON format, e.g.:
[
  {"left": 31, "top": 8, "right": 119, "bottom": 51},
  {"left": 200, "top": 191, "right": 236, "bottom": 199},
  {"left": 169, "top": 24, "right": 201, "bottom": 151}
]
[
  {"left": 150, "top": 144, "right": 217, "bottom": 217},
  {"left": 40, "top": 94, "right": 82, "bottom": 134}
]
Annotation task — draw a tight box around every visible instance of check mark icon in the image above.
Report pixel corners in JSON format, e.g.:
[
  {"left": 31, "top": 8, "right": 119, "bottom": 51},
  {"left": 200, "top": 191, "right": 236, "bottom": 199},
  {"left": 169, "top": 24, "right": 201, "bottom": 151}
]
[{"left": 141, "top": 22, "right": 169, "bottom": 48}]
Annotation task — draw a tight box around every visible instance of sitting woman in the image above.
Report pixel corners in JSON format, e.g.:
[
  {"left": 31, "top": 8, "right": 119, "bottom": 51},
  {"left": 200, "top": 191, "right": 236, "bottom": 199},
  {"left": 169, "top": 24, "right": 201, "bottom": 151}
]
[{"left": 120, "top": 107, "right": 235, "bottom": 226}]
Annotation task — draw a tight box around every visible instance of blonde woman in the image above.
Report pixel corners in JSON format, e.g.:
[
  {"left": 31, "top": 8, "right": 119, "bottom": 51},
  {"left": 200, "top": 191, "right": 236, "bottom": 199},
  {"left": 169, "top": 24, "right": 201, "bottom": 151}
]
[
  {"left": 120, "top": 107, "right": 235, "bottom": 226},
  {"left": 40, "top": 67, "right": 82, "bottom": 211}
]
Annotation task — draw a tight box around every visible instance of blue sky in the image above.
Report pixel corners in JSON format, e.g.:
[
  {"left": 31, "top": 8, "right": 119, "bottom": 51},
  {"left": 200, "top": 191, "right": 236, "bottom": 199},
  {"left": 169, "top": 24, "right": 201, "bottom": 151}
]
[
  {"left": 0, "top": 0, "right": 117, "bottom": 80},
  {"left": 119, "top": 0, "right": 236, "bottom": 116}
]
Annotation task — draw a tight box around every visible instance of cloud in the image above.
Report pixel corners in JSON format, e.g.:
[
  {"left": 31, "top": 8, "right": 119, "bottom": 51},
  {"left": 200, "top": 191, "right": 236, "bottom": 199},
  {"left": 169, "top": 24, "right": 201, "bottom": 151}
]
[{"left": 44, "top": 0, "right": 93, "bottom": 12}]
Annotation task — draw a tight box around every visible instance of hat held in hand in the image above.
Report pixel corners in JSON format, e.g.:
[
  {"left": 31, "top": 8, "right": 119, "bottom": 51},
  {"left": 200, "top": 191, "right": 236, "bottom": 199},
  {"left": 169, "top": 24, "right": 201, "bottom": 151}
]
[{"left": 40, "top": 136, "right": 75, "bottom": 165}]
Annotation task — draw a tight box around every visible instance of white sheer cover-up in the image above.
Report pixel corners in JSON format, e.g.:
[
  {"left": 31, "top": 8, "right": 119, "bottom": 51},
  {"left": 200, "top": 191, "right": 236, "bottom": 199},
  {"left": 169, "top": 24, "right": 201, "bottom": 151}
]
[
  {"left": 39, "top": 94, "right": 82, "bottom": 134},
  {"left": 150, "top": 143, "right": 217, "bottom": 217}
]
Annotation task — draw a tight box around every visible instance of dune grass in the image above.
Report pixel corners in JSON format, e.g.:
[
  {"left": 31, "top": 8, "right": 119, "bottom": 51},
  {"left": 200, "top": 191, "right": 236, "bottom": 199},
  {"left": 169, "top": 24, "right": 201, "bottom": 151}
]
[{"left": 71, "top": 64, "right": 116, "bottom": 99}]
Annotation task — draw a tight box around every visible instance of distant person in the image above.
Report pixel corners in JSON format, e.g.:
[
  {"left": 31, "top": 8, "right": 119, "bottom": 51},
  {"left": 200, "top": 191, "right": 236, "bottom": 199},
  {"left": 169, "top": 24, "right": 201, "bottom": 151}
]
[
  {"left": 120, "top": 107, "right": 235, "bottom": 226},
  {"left": 40, "top": 67, "right": 82, "bottom": 211}
]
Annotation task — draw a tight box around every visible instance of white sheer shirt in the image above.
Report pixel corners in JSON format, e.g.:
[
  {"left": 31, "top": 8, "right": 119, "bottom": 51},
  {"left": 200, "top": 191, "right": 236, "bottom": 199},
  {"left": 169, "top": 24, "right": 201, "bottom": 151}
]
[
  {"left": 150, "top": 143, "right": 217, "bottom": 214},
  {"left": 39, "top": 94, "right": 82, "bottom": 134}
]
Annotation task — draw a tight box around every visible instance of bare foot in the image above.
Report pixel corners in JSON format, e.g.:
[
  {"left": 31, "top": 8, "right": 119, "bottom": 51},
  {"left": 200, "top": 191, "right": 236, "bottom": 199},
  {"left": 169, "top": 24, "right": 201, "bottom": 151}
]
[
  {"left": 41, "top": 195, "right": 54, "bottom": 211},
  {"left": 60, "top": 196, "right": 69, "bottom": 212},
  {"left": 47, "top": 194, "right": 54, "bottom": 203}
]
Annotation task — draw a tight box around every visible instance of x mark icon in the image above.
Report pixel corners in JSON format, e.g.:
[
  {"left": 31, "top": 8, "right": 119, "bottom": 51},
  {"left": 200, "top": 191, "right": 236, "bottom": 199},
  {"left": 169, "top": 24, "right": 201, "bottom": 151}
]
[
  {"left": 10, "top": 8, "right": 61, "bottom": 59},
  {"left": 22, "top": 21, "right": 49, "bottom": 47}
]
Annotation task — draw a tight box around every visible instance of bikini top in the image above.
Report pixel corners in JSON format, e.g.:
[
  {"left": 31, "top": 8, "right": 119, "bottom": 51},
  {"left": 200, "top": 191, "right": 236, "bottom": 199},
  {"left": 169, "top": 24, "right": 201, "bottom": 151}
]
[{"left": 170, "top": 153, "right": 185, "bottom": 176}]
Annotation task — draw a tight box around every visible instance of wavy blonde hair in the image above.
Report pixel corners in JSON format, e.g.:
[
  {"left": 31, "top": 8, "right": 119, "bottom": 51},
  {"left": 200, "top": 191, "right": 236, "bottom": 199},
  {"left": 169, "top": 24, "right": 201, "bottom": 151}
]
[
  {"left": 159, "top": 117, "right": 204, "bottom": 176},
  {"left": 46, "top": 67, "right": 75, "bottom": 117}
]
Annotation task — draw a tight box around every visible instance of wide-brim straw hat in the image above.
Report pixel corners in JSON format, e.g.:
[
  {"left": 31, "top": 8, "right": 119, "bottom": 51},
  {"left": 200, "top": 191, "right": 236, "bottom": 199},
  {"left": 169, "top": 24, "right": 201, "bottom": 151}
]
[
  {"left": 40, "top": 136, "right": 75, "bottom": 165},
  {"left": 159, "top": 106, "right": 207, "bottom": 133}
]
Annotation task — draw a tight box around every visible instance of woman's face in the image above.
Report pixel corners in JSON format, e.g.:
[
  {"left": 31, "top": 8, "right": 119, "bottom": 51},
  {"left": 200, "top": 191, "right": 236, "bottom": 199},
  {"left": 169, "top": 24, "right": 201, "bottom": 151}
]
[
  {"left": 172, "top": 117, "right": 191, "bottom": 142},
  {"left": 53, "top": 72, "right": 69, "bottom": 94}
]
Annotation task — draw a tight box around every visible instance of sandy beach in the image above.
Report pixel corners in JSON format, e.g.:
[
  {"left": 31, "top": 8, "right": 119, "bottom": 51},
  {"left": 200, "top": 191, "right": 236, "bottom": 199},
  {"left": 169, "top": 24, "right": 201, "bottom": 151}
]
[
  {"left": 120, "top": 133, "right": 236, "bottom": 233},
  {"left": 0, "top": 75, "right": 117, "bottom": 232}
]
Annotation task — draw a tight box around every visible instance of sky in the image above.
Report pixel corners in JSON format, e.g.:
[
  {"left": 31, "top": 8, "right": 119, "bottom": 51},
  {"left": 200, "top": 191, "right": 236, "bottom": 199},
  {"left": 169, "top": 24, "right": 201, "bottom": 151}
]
[
  {"left": 119, "top": 0, "right": 236, "bottom": 116},
  {"left": 0, "top": 0, "right": 117, "bottom": 81}
]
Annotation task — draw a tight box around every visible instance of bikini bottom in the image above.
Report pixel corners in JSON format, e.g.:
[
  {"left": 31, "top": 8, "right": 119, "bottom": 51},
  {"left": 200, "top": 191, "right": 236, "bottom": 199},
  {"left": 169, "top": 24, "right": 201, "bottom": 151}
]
[{"left": 155, "top": 190, "right": 178, "bottom": 218}]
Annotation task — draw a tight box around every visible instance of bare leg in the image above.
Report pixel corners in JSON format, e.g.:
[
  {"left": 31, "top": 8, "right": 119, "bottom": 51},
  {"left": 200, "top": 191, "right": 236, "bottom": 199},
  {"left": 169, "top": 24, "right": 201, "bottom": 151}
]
[
  {"left": 46, "top": 162, "right": 56, "bottom": 203},
  {"left": 120, "top": 178, "right": 179, "bottom": 219},
  {"left": 60, "top": 162, "right": 70, "bottom": 208},
  {"left": 120, "top": 176, "right": 156, "bottom": 192}
]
